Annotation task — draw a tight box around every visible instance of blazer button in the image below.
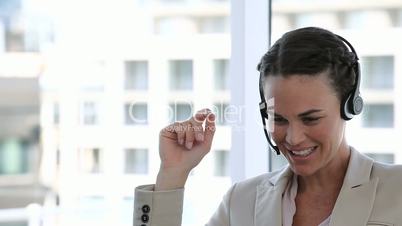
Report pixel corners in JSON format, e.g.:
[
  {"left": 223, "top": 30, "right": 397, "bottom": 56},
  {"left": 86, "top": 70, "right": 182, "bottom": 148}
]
[
  {"left": 141, "top": 214, "right": 149, "bottom": 223},
  {"left": 142, "top": 205, "right": 151, "bottom": 213}
]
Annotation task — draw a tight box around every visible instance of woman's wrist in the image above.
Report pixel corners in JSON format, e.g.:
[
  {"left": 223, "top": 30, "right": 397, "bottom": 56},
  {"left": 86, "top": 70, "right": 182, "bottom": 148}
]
[{"left": 155, "top": 168, "right": 190, "bottom": 191}]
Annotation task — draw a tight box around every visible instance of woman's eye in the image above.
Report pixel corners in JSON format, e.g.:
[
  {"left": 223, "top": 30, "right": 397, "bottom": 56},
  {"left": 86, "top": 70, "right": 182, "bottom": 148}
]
[
  {"left": 274, "top": 117, "right": 287, "bottom": 124},
  {"left": 302, "top": 117, "right": 320, "bottom": 124}
]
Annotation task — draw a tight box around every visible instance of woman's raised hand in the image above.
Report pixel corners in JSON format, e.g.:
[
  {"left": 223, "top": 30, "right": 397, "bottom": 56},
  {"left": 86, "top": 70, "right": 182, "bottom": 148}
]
[{"left": 156, "top": 108, "right": 216, "bottom": 191}]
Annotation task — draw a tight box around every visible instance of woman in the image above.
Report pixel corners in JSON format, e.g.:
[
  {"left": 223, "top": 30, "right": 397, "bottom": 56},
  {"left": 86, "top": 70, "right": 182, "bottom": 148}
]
[{"left": 134, "top": 27, "right": 402, "bottom": 226}]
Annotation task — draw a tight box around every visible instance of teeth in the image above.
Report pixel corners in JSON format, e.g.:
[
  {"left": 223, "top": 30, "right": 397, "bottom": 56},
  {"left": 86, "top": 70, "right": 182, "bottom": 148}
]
[{"left": 291, "top": 147, "right": 314, "bottom": 157}]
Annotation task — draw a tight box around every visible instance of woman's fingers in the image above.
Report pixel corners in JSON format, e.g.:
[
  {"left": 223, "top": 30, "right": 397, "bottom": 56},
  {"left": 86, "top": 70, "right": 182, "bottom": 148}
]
[
  {"left": 191, "top": 108, "right": 212, "bottom": 142},
  {"left": 160, "top": 108, "right": 215, "bottom": 150},
  {"left": 176, "top": 122, "right": 185, "bottom": 145}
]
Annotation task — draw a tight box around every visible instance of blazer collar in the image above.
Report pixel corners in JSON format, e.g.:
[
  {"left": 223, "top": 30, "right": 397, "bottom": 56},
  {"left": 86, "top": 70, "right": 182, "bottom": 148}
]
[
  {"left": 255, "top": 147, "right": 378, "bottom": 226},
  {"left": 330, "top": 147, "right": 378, "bottom": 226}
]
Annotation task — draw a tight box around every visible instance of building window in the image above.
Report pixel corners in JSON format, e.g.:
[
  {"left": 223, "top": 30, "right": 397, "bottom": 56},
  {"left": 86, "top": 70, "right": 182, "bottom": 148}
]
[
  {"left": 214, "top": 150, "right": 229, "bottom": 177},
  {"left": 198, "top": 16, "right": 229, "bottom": 33},
  {"left": 124, "top": 61, "right": 148, "bottom": 90},
  {"left": 342, "top": 10, "right": 392, "bottom": 29},
  {"left": 365, "top": 153, "right": 394, "bottom": 164},
  {"left": 156, "top": 17, "right": 197, "bottom": 34},
  {"left": 213, "top": 102, "right": 229, "bottom": 125},
  {"left": 169, "top": 60, "right": 193, "bottom": 90},
  {"left": 0, "top": 221, "right": 28, "bottom": 226},
  {"left": 53, "top": 103, "right": 60, "bottom": 124},
  {"left": 214, "top": 59, "right": 229, "bottom": 91},
  {"left": 79, "top": 148, "right": 103, "bottom": 174},
  {"left": 5, "top": 30, "right": 25, "bottom": 52},
  {"left": 0, "top": 139, "right": 31, "bottom": 175},
  {"left": 362, "top": 104, "right": 394, "bottom": 128},
  {"left": 56, "top": 149, "right": 60, "bottom": 167},
  {"left": 124, "top": 148, "right": 148, "bottom": 174},
  {"left": 361, "top": 56, "right": 394, "bottom": 89},
  {"left": 169, "top": 102, "right": 193, "bottom": 122},
  {"left": 125, "top": 103, "right": 148, "bottom": 125},
  {"left": 81, "top": 101, "right": 98, "bottom": 125}
]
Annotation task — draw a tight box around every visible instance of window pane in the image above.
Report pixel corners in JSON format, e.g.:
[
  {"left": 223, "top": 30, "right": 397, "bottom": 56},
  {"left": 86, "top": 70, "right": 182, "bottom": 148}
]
[
  {"left": 156, "top": 17, "right": 197, "bottom": 34},
  {"left": 124, "top": 148, "right": 148, "bottom": 174},
  {"left": 125, "top": 103, "right": 148, "bottom": 125},
  {"left": 169, "top": 60, "right": 193, "bottom": 90},
  {"left": 0, "top": 139, "right": 30, "bottom": 175},
  {"left": 214, "top": 59, "right": 229, "bottom": 90},
  {"left": 362, "top": 104, "right": 394, "bottom": 128},
  {"left": 169, "top": 103, "right": 193, "bottom": 122},
  {"left": 0, "top": 222, "right": 28, "bottom": 226},
  {"left": 53, "top": 102, "right": 60, "bottom": 124},
  {"left": 82, "top": 102, "right": 98, "bottom": 125},
  {"left": 79, "top": 148, "right": 103, "bottom": 174},
  {"left": 214, "top": 150, "right": 229, "bottom": 177},
  {"left": 213, "top": 102, "right": 229, "bottom": 125},
  {"left": 343, "top": 10, "right": 392, "bottom": 29},
  {"left": 124, "top": 61, "right": 148, "bottom": 90},
  {"left": 361, "top": 56, "right": 394, "bottom": 89},
  {"left": 199, "top": 16, "right": 229, "bottom": 33},
  {"left": 365, "top": 153, "right": 394, "bottom": 164}
]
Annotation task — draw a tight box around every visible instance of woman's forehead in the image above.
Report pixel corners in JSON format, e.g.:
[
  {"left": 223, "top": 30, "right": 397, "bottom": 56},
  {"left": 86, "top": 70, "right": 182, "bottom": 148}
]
[
  {"left": 263, "top": 74, "right": 338, "bottom": 113},
  {"left": 263, "top": 73, "right": 333, "bottom": 97}
]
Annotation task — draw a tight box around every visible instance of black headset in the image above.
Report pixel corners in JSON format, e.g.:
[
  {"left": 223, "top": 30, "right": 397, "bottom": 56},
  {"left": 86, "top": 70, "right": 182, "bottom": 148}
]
[{"left": 258, "top": 34, "right": 364, "bottom": 155}]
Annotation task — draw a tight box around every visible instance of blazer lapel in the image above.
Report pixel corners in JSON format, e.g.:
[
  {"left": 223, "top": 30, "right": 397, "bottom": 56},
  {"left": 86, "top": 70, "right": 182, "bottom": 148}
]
[
  {"left": 330, "top": 148, "right": 378, "bottom": 226},
  {"left": 255, "top": 167, "right": 292, "bottom": 226}
]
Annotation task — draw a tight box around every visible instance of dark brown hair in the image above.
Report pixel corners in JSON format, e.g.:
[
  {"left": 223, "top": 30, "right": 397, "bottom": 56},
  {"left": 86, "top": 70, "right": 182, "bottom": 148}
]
[{"left": 258, "top": 27, "right": 358, "bottom": 101}]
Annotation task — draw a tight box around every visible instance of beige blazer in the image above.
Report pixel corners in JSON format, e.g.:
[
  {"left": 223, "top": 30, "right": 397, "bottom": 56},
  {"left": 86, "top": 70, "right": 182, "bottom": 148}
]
[{"left": 134, "top": 148, "right": 402, "bottom": 226}]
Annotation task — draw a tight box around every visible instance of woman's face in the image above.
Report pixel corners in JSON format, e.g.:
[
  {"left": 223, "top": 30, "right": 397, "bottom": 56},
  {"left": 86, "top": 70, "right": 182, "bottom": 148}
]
[{"left": 265, "top": 73, "right": 349, "bottom": 177}]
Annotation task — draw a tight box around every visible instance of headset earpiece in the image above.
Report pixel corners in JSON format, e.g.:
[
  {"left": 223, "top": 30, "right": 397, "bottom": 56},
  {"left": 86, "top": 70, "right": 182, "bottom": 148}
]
[{"left": 336, "top": 35, "right": 364, "bottom": 120}]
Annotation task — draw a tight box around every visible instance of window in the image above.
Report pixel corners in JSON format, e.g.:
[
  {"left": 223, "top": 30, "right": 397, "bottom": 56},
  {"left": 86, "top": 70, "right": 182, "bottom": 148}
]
[
  {"left": 0, "top": 139, "right": 30, "bottom": 175},
  {"left": 365, "top": 153, "right": 394, "bottom": 164},
  {"left": 213, "top": 102, "right": 229, "bottom": 125},
  {"left": 214, "top": 150, "right": 229, "bottom": 177},
  {"left": 294, "top": 13, "right": 340, "bottom": 30},
  {"left": 124, "top": 148, "right": 148, "bottom": 174},
  {"left": 169, "top": 102, "right": 193, "bottom": 122},
  {"left": 124, "top": 103, "right": 148, "bottom": 125},
  {"left": 156, "top": 17, "right": 197, "bottom": 34},
  {"left": 343, "top": 10, "right": 392, "bottom": 29},
  {"left": 53, "top": 103, "right": 60, "bottom": 124},
  {"left": 81, "top": 102, "right": 98, "bottom": 125},
  {"left": 78, "top": 148, "right": 103, "bottom": 174},
  {"left": 199, "top": 16, "right": 229, "bottom": 33},
  {"left": 124, "top": 61, "right": 148, "bottom": 90},
  {"left": 362, "top": 104, "right": 394, "bottom": 128},
  {"left": 5, "top": 30, "right": 25, "bottom": 52},
  {"left": 361, "top": 56, "right": 394, "bottom": 89},
  {"left": 169, "top": 60, "right": 193, "bottom": 90},
  {"left": 214, "top": 59, "right": 229, "bottom": 90},
  {"left": 0, "top": 222, "right": 28, "bottom": 226}
]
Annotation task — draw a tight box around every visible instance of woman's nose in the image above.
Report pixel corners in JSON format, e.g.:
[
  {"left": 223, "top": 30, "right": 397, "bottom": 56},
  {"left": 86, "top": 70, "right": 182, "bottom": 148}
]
[{"left": 285, "top": 124, "right": 306, "bottom": 146}]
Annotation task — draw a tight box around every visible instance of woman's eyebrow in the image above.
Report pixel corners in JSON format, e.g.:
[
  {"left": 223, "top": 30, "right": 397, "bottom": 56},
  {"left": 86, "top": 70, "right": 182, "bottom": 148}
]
[{"left": 298, "top": 109, "right": 323, "bottom": 117}]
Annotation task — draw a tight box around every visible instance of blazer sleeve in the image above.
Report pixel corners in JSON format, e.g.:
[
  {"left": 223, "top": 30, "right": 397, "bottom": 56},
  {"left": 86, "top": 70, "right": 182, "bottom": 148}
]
[
  {"left": 134, "top": 184, "right": 185, "bottom": 226},
  {"left": 133, "top": 184, "right": 236, "bottom": 226}
]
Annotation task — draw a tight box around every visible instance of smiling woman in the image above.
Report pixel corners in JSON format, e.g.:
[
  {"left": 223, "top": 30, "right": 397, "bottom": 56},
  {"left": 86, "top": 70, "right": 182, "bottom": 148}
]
[
  {"left": 266, "top": 74, "right": 349, "bottom": 179},
  {"left": 133, "top": 27, "right": 402, "bottom": 226}
]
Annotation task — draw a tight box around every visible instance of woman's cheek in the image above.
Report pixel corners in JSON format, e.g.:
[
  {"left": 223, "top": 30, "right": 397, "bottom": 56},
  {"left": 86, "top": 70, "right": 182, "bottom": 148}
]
[{"left": 271, "top": 126, "right": 286, "bottom": 145}]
